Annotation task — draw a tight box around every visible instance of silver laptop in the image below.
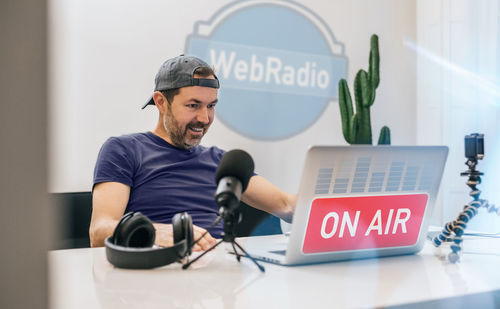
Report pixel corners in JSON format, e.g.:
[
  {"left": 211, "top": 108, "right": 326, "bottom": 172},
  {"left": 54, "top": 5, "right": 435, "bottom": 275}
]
[{"left": 245, "top": 145, "right": 448, "bottom": 265}]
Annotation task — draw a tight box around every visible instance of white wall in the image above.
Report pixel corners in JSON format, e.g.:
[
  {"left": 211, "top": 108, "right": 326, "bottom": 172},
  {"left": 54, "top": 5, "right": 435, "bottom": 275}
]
[
  {"left": 49, "top": 0, "right": 417, "bottom": 195},
  {"left": 417, "top": 0, "right": 500, "bottom": 230}
]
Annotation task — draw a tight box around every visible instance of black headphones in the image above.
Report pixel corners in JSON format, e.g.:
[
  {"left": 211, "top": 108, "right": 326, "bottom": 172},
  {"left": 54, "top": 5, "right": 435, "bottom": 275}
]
[{"left": 104, "top": 212, "right": 194, "bottom": 269}]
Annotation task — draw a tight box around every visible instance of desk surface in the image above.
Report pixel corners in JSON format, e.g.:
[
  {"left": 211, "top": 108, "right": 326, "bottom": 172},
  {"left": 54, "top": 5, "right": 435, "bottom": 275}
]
[{"left": 49, "top": 234, "right": 500, "bottom": 309}]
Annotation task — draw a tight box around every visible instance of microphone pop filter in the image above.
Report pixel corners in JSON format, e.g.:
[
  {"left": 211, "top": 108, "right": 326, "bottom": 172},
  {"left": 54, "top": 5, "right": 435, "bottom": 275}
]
[{"left": 215, "top": 149, "right": 254, "bottom": 192}]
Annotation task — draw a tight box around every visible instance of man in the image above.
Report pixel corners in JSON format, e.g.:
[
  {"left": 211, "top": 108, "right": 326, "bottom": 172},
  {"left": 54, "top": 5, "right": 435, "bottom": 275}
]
[{"left": 90, "top": 55, "right": 297, "bottom": 251}]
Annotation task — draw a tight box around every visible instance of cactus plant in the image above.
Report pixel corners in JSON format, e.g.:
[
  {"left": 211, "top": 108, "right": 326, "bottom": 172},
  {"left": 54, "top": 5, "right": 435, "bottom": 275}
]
[{"left": 338, "top": 34, "right": 391, "bottom": 145}]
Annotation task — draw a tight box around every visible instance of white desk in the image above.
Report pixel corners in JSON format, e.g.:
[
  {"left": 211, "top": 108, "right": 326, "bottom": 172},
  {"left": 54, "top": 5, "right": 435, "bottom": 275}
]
[{"left": 49, "top": 234, "right": 500, "bottom": 308}]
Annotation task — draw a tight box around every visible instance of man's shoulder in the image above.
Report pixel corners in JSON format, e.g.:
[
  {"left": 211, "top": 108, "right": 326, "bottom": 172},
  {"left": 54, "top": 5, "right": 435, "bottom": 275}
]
[
  {"left": 103, "top": 132, "right": 150, "bottom": 147},
  {"left": 108, "top": 132, "right": 149, "bottom": 142},
  {"left": 98, "top": 133, "right": 153, "bottom": 160}
]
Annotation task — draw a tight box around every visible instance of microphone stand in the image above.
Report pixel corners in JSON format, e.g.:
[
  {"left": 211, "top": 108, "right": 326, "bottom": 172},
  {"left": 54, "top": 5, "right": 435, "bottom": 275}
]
[{"left": 182, "top": 209, "right": 265, "bottom": 272}]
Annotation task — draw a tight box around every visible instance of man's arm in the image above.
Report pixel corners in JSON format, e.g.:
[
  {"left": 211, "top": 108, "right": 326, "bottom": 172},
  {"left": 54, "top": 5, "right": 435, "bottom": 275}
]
[
  {"left": 241, "top": 175, "right": 297, "bottom": 223},
  {"left": 89, "top": 182, "right": 130, "bottom": 247},
  {"left": 89, "top": 181, "right": 216, "bottom": 250}
]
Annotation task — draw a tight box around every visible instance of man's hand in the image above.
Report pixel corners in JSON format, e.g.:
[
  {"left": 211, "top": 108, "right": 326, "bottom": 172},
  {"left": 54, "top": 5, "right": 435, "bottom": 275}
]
[
  {"left": 153, "top": 222, "right": 217, "bottom": 252},
  {"left": 191, "top": 225, "right": 218, "bottom": 251}
]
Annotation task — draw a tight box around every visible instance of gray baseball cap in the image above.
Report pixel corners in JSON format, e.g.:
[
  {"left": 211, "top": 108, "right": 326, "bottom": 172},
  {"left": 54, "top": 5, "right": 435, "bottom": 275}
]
[{"left": 142, "top": 55, "right": 219, "bottom": 109}]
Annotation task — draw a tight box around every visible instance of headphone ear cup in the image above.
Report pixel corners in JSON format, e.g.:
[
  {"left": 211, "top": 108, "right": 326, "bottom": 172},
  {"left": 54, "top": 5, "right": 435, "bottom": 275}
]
[
  {"left": 112, "top": 212, "right": 134, "bottom": 245},
  {"left": 172, "top": 212, "right": 193, "bottom": 255},
  {"left": 114, "top": 212, "right": 155, "bottom": 248},
  {"left": 185, "top": 215, "right": 193, "bottom": 254}
]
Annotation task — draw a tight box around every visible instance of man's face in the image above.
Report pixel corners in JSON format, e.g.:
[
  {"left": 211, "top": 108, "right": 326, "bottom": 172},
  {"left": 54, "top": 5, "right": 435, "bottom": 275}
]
[{"left": 162, "top": 76, "right": 218, "bottom": 149}]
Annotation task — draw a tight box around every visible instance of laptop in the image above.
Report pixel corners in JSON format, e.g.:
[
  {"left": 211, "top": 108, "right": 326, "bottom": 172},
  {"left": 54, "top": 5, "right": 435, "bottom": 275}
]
[{"left": 245, "top": 145, "right": 449, "bottom": 265}]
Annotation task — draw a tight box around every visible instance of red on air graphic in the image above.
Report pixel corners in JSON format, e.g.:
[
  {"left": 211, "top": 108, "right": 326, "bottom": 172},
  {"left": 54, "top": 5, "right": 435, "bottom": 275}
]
[{"left": 302, "top": 194, "right": 428, "bottom": 254}]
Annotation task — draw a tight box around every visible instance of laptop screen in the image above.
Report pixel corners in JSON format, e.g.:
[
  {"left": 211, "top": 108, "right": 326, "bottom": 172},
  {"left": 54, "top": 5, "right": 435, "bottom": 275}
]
[{"left": 287, "top": 146, "right": 448, "bottom": 262}]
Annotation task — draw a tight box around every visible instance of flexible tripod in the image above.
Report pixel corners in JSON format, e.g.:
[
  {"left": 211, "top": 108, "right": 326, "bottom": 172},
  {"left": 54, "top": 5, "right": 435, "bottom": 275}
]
[
  {"left": 432, "top": 134, "right": 499, "bottom": 263},
  {"left": 183, "top": 210, "right": 265, "bottom": 272}
]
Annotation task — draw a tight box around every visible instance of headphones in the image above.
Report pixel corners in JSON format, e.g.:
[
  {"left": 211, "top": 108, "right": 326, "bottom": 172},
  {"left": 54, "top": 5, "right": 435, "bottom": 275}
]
[{"left": 104, "top": 212, "right": 194, "bottom": 269}]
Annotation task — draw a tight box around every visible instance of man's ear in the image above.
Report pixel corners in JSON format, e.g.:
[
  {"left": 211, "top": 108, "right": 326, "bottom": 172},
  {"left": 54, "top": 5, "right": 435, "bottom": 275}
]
[{"left": 153, "top": 91, "right": 167, "bottom": 112}]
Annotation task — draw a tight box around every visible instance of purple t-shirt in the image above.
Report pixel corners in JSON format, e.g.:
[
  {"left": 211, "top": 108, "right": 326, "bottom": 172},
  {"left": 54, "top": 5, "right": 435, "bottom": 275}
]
[{"left": 93, "top": 132, "right": 225, "bottom": 237}]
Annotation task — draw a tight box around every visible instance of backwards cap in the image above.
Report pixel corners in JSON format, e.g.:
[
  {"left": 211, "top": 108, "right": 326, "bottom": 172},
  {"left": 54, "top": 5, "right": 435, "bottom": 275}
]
[{"left": 142, "top": 55, "right": 219, "bottom": 109}]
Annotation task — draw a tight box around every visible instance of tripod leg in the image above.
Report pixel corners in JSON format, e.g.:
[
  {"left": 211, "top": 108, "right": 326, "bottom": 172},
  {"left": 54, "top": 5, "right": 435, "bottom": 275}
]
[
  {"left": 449, "top": 237, "right": 462, "bottom": 263},
  {"left": 232, "top": 240, "right": 265, "bottom": 273},
  {"left": 433, "top": 222, "right": 454, "bottom": 248},
  {"left": 232, "top": 242, "right": 241, "bottom": 262},
  {"left": 182, "top": 239, "right": 224, "bottom": 270}
]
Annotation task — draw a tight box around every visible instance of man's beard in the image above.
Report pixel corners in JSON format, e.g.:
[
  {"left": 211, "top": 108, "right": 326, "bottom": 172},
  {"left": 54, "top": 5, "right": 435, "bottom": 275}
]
[{"left": 163, "top": 111, "right": 207, "bottom": 150}]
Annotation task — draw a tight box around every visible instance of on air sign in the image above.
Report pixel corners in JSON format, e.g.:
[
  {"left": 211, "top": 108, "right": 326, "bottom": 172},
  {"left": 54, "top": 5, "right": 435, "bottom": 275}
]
[{"left": 302, "top": 194, "right": 428, "bottom": 254}]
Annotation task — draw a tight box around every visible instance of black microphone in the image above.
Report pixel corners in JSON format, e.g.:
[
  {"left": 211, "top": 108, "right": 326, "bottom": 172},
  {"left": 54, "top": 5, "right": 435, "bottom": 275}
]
[
  {"left": 215, "top": 149, "right": 254, "bottom": 214},
  {"left": 184, "top": 149, "right": 264, "bottom": 273}
]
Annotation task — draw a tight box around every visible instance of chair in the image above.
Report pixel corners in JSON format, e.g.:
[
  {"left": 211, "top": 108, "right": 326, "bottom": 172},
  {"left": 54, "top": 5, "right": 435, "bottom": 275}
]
[
  {"left": 51, "top": 192, "right": 92, "bottom": 249},
  {"left": 234, "top": 202, "right": 282, "bottom": 236}
]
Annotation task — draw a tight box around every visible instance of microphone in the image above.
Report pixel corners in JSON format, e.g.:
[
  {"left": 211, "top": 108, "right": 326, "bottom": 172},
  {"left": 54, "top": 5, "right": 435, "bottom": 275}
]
[
  {"left": 215, "top": 149, "right": 254, "bottom": 214},
  {"left": 184, "top": 149, "right": 265, "bottom": 273}
]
